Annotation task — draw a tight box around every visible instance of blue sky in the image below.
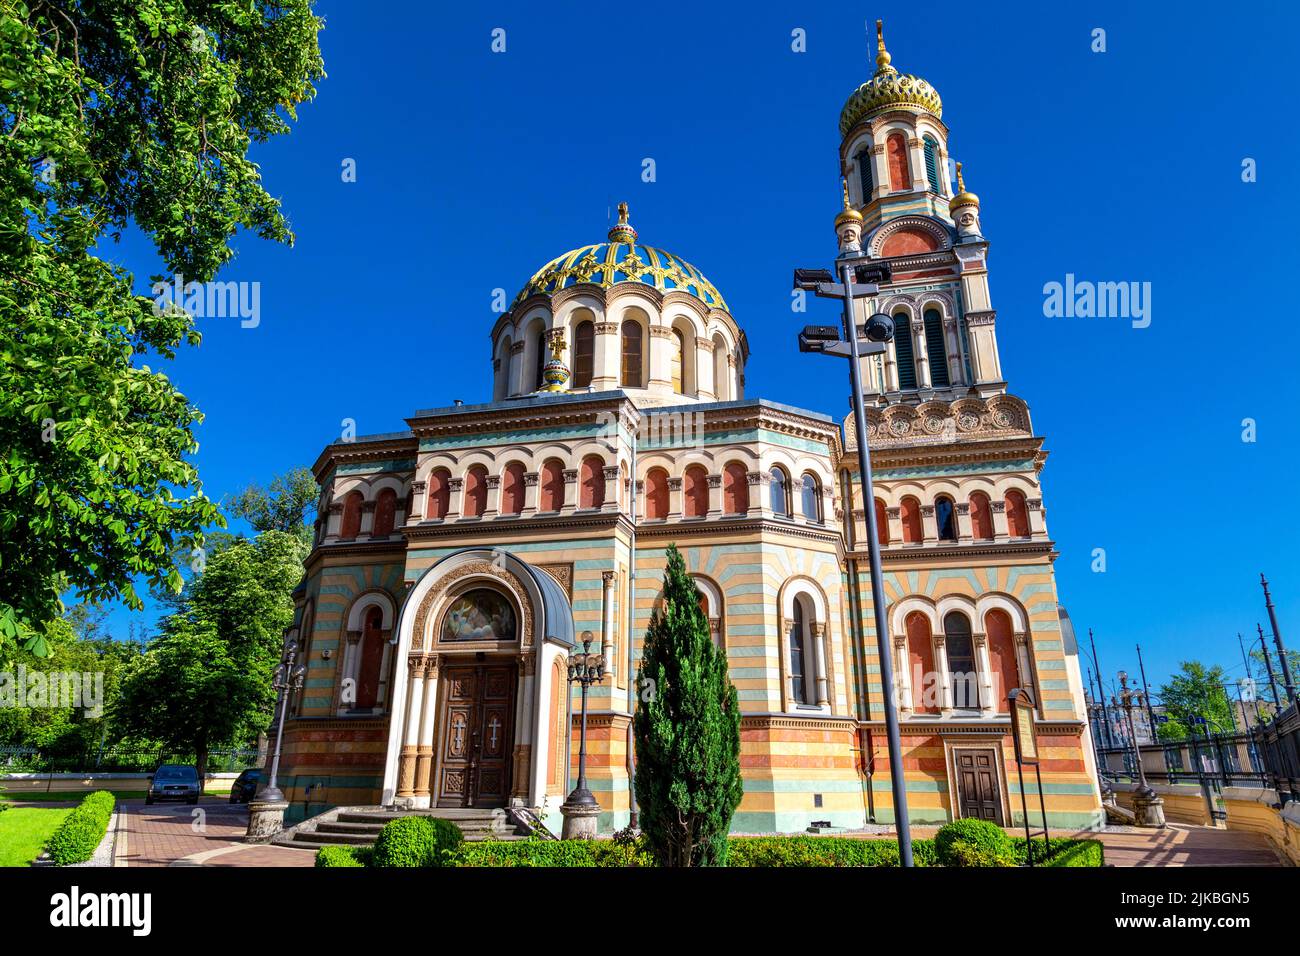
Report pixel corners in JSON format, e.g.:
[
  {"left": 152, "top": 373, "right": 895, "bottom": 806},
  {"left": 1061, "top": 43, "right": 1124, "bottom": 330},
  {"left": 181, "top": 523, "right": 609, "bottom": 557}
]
[{"left": 97, "top": 1, "right": 1299, "bottom": 696}]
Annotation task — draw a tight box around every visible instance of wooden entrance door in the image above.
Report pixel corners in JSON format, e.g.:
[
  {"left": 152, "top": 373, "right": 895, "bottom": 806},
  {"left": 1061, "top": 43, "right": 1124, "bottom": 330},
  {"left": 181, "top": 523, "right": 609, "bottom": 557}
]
[
  {"left": 955, "top": 748, "right": 1005, "bottom": 825},
  {"left": 435, "top": 663, "right": 516, "bottom": 808}
]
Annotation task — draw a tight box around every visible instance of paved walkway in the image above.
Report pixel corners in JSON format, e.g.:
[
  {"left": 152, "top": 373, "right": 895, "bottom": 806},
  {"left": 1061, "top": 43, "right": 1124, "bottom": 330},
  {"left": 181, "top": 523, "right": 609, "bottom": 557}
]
[
  {"left": 115, "top": 800, "right": 312, "bottom": 867},
  {"left": 1090, "top": 823, "right": 1285, "bottom": 867}
]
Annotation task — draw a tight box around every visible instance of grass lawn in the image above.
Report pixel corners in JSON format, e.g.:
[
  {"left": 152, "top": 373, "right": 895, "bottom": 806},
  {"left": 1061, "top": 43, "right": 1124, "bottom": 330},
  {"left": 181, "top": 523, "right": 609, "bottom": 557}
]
[
  {"left": 0, "top": 807, "right": 72, "bottom": 866},
  {"left": 0, "top": 789, "right": 148, "bottom": 803}
]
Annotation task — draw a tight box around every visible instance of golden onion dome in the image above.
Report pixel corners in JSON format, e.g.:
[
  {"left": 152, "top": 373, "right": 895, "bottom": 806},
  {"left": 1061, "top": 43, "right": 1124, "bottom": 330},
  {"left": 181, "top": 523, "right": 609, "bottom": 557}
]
[
  {"left": 834, "top": 178, "right": 864, "bottom": 228},
  {"left": 512, "top": 203, "right": 728, "bottom": 311},
  {"left": 948, "top": 161, "right": 980, "bottom": 210},
  {"left": 839, "top": 20, "right": 943, "bottom": 137}
]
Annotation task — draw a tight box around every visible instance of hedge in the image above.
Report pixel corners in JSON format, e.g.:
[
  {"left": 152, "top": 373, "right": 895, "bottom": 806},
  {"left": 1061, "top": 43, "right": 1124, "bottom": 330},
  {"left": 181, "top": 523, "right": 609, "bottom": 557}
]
[
  {"left": 372, "top": 816, "right": 463, "bottom": 868},
  {"left": 1012, "top": 837, "right": 1104, "bottom": 868},
  {"left": 451, "top": 837, "right": 651, "bottom": 868},
  {"left": 934, "top": 819, "right": 1015, "bottom": 867},
  {"left": 47, "top": 790, "right": 115, "bottom": 865},
  {"left": 316, "top": 844, "right": 372, "bottom": 867}
]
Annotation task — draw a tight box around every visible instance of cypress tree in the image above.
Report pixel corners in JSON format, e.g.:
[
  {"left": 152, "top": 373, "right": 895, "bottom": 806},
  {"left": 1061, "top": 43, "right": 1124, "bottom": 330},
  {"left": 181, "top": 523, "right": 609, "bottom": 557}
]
[{"left": 633, "top": 544, "right": 743, "bottom": 866}]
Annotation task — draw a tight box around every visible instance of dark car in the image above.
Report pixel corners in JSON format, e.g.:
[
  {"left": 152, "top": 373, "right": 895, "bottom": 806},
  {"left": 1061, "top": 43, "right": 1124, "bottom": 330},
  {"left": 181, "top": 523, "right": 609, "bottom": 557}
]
[
  {"left": 228, "top": 768, "right": 262, "bottom": 804},
  {"left": 146, "top": 764, "right": 201, "bottom": 805}
]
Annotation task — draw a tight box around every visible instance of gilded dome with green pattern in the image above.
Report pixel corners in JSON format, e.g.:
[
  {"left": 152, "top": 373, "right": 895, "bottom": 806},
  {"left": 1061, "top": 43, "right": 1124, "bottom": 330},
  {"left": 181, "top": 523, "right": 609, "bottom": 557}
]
[
  {"left": 839, "top": 21, "right": 943, "bottom": 136},
  {"left": 513, "top": 203, "right": 728, "bottom": 312}
]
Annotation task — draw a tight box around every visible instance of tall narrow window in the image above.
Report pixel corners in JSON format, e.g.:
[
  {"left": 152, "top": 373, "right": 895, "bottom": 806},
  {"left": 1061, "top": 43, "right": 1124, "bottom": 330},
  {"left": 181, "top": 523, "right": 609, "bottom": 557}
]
[
  {"left": 533, "top": 328, "right": 547, "bottom": 391},
  {"left": 856, "top": 148, "right": 873, "bottom": 201},
  {"left": 969, "top": 492, "right": 993, "bottom": 540},
  {"left": 943, "top": 612, "right": 979, "bottom": 709},
  {"left": 723, "top": 462, "right": 749, "bottom": 514},
  {"left": 924, "top": 308, "right": 950, "bottom": 388},
  {"left": 789, "top": 598, "right": 807, "bottom": 705},
  {"left": 1006, "top": 489, "right": 1030, "bottom": 537},
  {"left": 671, "top": 329, "right": 685, "bottom": 394},
  {"left": 621, "top": 320, "right": 643, "bottom": 388},
  {"left": 874, "top": 498, "right": 890, "bottom": 546},
  {"left": 923, "top": 136, "right": 940, "bottom": 193},
  {"left": 769, "top": 468, "right": 788, "bottom": 516},
  {"left": 572, "top": 320, "right": 594, "bottom": 388},
  {"left": 500, "top": 462, "right": 525, "bottom": 515},
  {"left": 539, "top": 459, "right": 564, "bottom": 512},
  {"left": 893, "top": 313, "right": 917, "bottom": 389},
  {"left": 340, "top": 491, "right": 363, "bottom": 539},
  {"left": 427, "top": 469, "right": 450, "bottom": 520},
  {"left": 935, "top": 496, "right": 957, "bottom": 541},
  {"left": 580, "top": 456, "right": 605, "bottom": 509},
  {"left": 900, "top": 496, "right": 922, "bottom": 544},
  {"left": 800, "top": 474, "right": 820, "bottom": 522},
  {"left": 462, "top": 467, "right": 487, "bottom": 518},
  {"left": 712, "top": 333, "right": 728, "bottom": 401},
  {"left": 645, "top": 469, "right": 669, "bottom": 520},
  {"left": 886, "top": 132, "right": 911, "bottom": 191},
  {"left": 906, "top": 611, "right": 938, "bottom": 714},
  {"left": 356, "top": 606, "right": 385, "bottom": 710},
  {"left": 372, "top": 488, "right": 397, "bottom": 536},
  {"left": 684, "top": 465, "right": 709, "bottom": 518},
  {"left": 985, "top": 609, "right": 1019, "bottom": 712}
]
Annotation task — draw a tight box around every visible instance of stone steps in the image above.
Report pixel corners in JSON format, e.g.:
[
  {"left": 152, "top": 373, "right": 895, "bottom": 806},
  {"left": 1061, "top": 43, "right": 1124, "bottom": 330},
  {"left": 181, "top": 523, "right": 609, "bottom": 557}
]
[{"left": 286, "top": 806, "right": 531, "bottom": 849}]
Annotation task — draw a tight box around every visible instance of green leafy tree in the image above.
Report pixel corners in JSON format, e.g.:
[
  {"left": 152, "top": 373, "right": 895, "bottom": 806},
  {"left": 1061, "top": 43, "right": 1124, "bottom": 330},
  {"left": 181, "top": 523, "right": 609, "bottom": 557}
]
[
  {"left": 1156, "top": 661, "right": 1234, "bottom": 740},
  {"left": 228, "top": 467, "right": 319, "bottom": 545},
  {"left": 633, "top": 544, "right": 742, "bottom": 866},
  {"left": 0, "top": 1, "right": 325, "bottom": 654},
  {"left": 115, "top": 530, "right": 306, "bottom": 779}
]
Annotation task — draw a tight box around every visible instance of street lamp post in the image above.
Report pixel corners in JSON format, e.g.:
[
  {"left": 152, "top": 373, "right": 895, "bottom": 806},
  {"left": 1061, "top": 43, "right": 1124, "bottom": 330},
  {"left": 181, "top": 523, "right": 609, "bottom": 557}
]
[
  {"left": 1117, "top": 671, "right": 1165, "bottom": 828},
  {"left": 1259, "top": 624, "right": 1283, "bottom": 717},
  {"left": 1261, "top": 574, "right": 1297, "bottom": 706},
  {"left": 560, "top": 631, "right": 605, "bottom": 839},
  {"left": 792, "top": 257, "right": 913, "bottom": 866},
  {"left": 246, "top": 640, "right": 306, "bottom": 841}
]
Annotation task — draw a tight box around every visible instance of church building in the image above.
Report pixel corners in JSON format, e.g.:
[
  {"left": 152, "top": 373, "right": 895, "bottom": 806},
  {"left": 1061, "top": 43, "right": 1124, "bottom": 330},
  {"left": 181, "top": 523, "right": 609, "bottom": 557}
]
[{"left": 275, "top": 23, "right": 1103, "bottom": 835}]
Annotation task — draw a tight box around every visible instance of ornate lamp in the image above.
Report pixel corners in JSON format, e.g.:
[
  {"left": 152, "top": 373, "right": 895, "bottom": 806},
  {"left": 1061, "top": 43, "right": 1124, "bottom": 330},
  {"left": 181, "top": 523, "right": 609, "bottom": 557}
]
[
  {"left": 560, "top": 631, "right": 606, "bottom": 838},
  {"left": 246, "top": 639, "right": 306, "bottom": 841}
]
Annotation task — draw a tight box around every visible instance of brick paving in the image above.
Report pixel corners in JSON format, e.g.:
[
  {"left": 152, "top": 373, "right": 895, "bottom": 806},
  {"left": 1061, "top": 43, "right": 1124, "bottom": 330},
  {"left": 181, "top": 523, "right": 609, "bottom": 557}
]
[
  {"left": 1090, "top": 823, "right": 1285, "bottom": 867},
  {"left": 118, "top": 800, "right": 252, "bottom": 867}
]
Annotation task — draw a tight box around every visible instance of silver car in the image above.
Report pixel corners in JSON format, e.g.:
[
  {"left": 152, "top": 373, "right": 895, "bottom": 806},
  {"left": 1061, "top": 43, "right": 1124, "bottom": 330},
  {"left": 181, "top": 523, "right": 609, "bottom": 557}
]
[{"left": 146, "top": 764, "right": 201, "bottom": 805}]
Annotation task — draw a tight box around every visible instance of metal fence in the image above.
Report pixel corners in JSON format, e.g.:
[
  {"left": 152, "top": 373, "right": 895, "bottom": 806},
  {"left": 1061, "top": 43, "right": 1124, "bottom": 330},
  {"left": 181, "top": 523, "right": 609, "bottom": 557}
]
[
  {"left": 1096, "top": 700, "right": 1300, "bottom": 816},
  {"left": 0, "top": 745, "right": 258, "bottom": 774}
]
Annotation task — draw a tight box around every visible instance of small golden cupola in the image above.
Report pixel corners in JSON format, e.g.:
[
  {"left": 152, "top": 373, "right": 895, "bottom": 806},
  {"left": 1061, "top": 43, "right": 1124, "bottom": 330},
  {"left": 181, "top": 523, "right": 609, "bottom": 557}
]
[
  {"left": 948, "top": 161, "right": 982, "bottom": 239},
  {"left": 838, "top": 19, "right": 944, "bottom": 137},
  {"left": 834, "top": 178, "right": 864, "bottom": 254}
]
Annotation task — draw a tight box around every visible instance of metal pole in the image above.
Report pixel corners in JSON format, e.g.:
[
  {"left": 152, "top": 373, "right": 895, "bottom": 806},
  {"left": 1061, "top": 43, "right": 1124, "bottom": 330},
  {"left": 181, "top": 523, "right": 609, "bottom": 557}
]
[
  {"left": 1089, "top": 630, "right": 1114, "bottom": 750},
  {"left": 626, "top": 420, "right": 639, "bottom": 829},
  {"left": 1239, "top": 632, "right": 1263, "bottom": 723},
  {"left": 1016, "top": 757, "right": 1032, "bottom": 866},
  {"left": 1262, "top": 574, "right": 1297, "bottom": 705},
  {"left": 1260, "top": 624, "right": 1282, "bottom": 715},
  {"left": 1136, "top": 643, "right": 1158, "bottom": 741},
  {"left": 840, "top": 261, "right": 913, "bottom": 867}
]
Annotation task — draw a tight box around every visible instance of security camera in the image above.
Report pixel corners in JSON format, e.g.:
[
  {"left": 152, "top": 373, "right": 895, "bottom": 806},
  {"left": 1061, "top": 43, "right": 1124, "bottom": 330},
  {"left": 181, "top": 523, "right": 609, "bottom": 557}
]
[{"left": 862, "top": 313, "right": 895, "bottom": 343}]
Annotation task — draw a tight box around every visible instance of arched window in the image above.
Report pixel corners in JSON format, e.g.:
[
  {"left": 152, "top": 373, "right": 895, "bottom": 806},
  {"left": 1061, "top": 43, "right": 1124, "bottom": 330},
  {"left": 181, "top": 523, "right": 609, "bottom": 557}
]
[
  {"left": 943, "top": 611, "right": 979, "bottom": 710},
  {"left": 723, "top": 462, "right": 749, "bottom": 514},
  {"left": 539, "top": 459, "right": 564, "bottom": 512},
  {"left": 712, "top": 333, "right": 729, "bottom": 401},
  {"left": 645, "top": 468, "right": 669, "bottom": 520},
  {"left": 935, "top": 496, "right": 957, "bottom": 541},
  {"left": 572, "top": 319, "right": 594, "bottom": 388},
  {"left": 892, "top": 313, "right": 917, "bottom": 389},
  {"left": 684, "top": 465, "right": 709, "bottom": 518},
  {"left": 800, "top": 474, "right": 820, "bottom": 522},
  {"left": 906, "top": 611, "right": 938, "bottom": 714},
  {"left": 340, "top": 491, "right": 364, "bottom": 539},
  {"left": 768, "top": 467, "right": 789, "bottom": 516},
  {"left": 874, "top": 498, "right": 890, "bottom": 546},
  {"left": 356, "top": 605, "right": 385, "bottom": 710},
  {"left": 671, "top": 329, "right": 685, "bottom": 394},
  {"left": 886, "top": 131, "right": 911, "bottom": 191},
  {"left": 923, "top": 308, "right": 950, "bottom": 388},
  {"left": 494, "top": 336, "right": 511, "bottom": 401},
  {"left": 532, "top": 327, "right": 547, "bottom": 392},
  {"left": 789, "top": 596, "right": 808, "bottom": 705},
  {"left": 621, "top": 320, "right": 643, "bottom": 388},
  {"left": 372, "top": 488, "right": 397, "bottom": 537},
  {"left": 900, "top": 495, "right": 922, "bottom": 544},
  {"left": 462, "top": 466, "right": 487, "bottom": 518},
  {"left": 922, "top": 135, "right": 940, "bottom": 193},
  {"left": 985, "top": 609, "right": 1019, "bottom": 713},
  {"left": 856, "top": 147, "right": 873, "bottom": 201},
  {"left": 426, "top": 469, "right": 450, "bottom": 520},
  {"left": 1005, "top": 489, "right": 1030, "bottom": 538},
  {"left": 580, "top": 456, "right": 605, "bottom": 509},
  {"left": 969, "top": 491, "right": 993, "bottom": 540},
  {"left": 500, "top": 462, "right": 525, "bottom": 515}
]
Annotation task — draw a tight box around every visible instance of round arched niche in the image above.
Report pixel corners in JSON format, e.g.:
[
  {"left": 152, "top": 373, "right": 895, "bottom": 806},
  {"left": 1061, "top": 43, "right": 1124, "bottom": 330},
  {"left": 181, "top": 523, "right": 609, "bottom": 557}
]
[
  {"left": 438, "top": 586, "right": 519, "bottom": 644},
  {"left": 880, "top": 228, "right": 940, "bottom": 257}
]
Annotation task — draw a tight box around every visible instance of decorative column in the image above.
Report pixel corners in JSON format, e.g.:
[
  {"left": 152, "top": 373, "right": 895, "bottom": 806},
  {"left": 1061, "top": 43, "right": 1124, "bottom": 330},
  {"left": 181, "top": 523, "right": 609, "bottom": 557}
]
[
  {"left": 746, "top": 471, "right": 764, "bottom": 519},
  {"left": 601, "top": 571, "right": 617, "bottom": 677},
  {"left": 632, "top": 479, "right": 644, "bottom": 521},
  {"left": 990, "top": 499, "right": 1009, "bottom": 538},
  {"left": 974, "top": 632, "right": 996, "bottom": 715},
  {"left": 592, "top": 321, "right": 620, "bottom": 390},
  {"left": 414, "top": 655, "right": 439, "bottom": 804},
  {"left": 955, "top": 502, "right": 972, "bottom": 541},
  {"left": 667, "top": 476, "right": 683, "bottom": 519},
  {"left": 324, "top": 502, "right": 343, "bottom": 543},
  {"left": 648, "top": 326, "right": 675, "bottom": 390},
  {"left": 696, "top": 337, "right": 716, "bottom": 400},
  {"left": 933, "top": 633, "right": 953, "bottom": 712},
  {"left": 920, "top": 503, "right": 937, "bottom": 544},
  {"left": 906, "top": 136, "right": 927, "bottom": 192},
  {"left": 1027, "top": 497, "right": 1046, "bottom": 535},
  {"left": 894, "top": 634, "right": 912, "bottom": 713},
  {"left": 508, "top": 340, "right": 526, "bottom": 395},
  {"left": 886, "top": 506, "right": 902, "bottom": 545},
  {"left": 522, "top": 472, "right": 540, "bottom": 516},
  {"left": 339, "top": 629, "right": 362, "bottom": 713},
  {"left": 484, "top": 474, "right": 501, "bottom": 518},
  {"left": 943, "top": 315, "right": 964, "bottom": 386},
  {"left": 812, "top": 622, "right": 830, "bottom": 707},
  {"left": 561, "top": 469, "right": 578, "bottom": 515},
  {"left": 912, "top": 318, "right": 932, "bottom": 388},
  {"left": 706, "top": 474, "right": 722, "bottom": 519},
  {"left": 446, "top": 477, "right": 464, "bottom": 520},
  {"left": 408, "top": 481, "right": 426, "bottom": 522},
  {"left": 601, "top": 465, "right": 620, "bottom": 513},
  {"left": 396, "top": 656, "right": 427, "bottom": 800},
  {"left": 870, "top": 143, "right": 887, "bottom": 200}
]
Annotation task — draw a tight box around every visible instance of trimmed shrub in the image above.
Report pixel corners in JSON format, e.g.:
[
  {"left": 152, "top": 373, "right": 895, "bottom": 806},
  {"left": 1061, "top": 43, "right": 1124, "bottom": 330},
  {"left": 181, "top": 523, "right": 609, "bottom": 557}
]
[
  {"left": 316, "top": 845, "right": 368, "bottom": 867},
  {"left": 934, "top": 818, "right": 1012, "bottom": 867},
  {"left": 728, "top": 836, "right": 904, "bottom": 867},
  {"left": 47, "top": 790, "right": 116, "bottom": 865},
  {"left": 372, "top": 815, "right": 462, "bottom": 867},
  {"left": 453, "top": 836, "right": 650, "bottom": 868}
]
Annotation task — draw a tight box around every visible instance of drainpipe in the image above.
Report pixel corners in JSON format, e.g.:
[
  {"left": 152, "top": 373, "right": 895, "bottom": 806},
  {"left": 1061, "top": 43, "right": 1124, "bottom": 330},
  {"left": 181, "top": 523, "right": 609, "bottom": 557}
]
[{"left": 626, "top": 409, "right": 639, "bottom": 830}]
